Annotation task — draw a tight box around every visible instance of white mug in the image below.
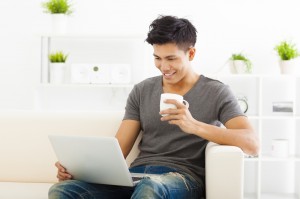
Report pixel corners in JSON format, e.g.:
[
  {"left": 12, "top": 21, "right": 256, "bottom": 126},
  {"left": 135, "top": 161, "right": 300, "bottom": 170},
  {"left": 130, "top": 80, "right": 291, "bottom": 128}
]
[
  {"left": 271, "top": 139, "right": 289, "bottom": 158},
  {"left": 160, "top": 93, "right": 189, "bottom": 116}
]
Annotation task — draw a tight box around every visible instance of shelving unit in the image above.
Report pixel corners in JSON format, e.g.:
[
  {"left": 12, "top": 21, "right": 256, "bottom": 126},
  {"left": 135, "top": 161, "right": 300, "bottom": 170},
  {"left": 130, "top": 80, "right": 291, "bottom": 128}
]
[
  {"left": 213, "top": 74, "right": 300, "bottom": 199},
  {"left": 37, "top": 34, "right": 149, "bottom": 111},
  {"left": 40, "top": 33, "right": 148, "bottom": 84}
]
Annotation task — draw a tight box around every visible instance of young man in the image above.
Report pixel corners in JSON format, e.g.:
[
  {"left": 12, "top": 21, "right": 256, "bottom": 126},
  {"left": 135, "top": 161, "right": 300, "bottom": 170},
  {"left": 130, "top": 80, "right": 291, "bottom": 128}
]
[{"left": 49, "top": 15, "right": 259, "bottom": 199}]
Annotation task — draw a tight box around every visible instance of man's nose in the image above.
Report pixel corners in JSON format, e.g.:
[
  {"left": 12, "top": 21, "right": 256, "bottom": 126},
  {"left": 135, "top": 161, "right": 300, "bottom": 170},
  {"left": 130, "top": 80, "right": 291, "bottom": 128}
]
[{"left": 161, "top": 60, "right": 171, "bottom": 71}]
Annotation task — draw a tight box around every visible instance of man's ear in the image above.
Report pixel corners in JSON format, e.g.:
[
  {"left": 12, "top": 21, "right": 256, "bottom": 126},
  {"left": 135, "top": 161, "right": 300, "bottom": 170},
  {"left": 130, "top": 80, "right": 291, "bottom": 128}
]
[{"left": 188, "top": 47, "right": 196, "bottom": 61}]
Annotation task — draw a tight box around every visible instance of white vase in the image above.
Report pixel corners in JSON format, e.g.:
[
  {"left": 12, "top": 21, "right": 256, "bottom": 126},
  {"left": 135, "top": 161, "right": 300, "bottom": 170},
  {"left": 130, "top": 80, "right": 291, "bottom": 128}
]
[
  {"left": 279, "top": 59, "right": 296, "bottom": 74},
  {"left": 51, "top": 14, "right": 67, "bottom": 35},
  {"left": 50, "top": 63, "right": 66, "bottom": 84},
  {"left": 229, "top": 60, "right": 249, "bottom": 74},
  {"left": 229, "top": 60, "right": 237, "bottom": 74}
]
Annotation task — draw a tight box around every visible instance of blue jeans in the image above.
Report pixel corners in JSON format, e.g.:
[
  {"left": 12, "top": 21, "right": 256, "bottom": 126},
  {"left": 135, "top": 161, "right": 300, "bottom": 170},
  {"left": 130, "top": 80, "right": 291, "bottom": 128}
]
[{"left": 48, "top": 165, "right": 204, "bottom": 199}]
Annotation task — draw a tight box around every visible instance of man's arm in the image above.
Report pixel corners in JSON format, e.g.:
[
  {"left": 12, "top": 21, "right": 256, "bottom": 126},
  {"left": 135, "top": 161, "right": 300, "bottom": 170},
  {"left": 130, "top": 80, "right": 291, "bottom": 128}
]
[
  {"left": 115, "top": 120, "right": 141, "bottom": 158},
  {"left": 192, "top": 116, "right": 259, "bottom": 155},
  {"left": 160, "top": 99, "right": 259, "bottom": 156}
]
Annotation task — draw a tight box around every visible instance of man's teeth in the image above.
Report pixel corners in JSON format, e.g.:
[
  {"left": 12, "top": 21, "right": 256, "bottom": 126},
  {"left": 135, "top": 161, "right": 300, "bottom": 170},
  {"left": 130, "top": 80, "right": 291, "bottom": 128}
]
[{"left": 164, "top": 73, "right": 174, "bottom": 76}]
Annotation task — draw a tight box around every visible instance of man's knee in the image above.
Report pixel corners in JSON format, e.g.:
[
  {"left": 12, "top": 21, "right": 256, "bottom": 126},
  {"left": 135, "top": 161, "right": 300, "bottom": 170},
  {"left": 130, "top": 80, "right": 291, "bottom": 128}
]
[
  {"left": 48, "top": 180, "right": 81, "bottom": 199},
  {"left": 132, "top": 178, "right": 166, "bottom": 199}
]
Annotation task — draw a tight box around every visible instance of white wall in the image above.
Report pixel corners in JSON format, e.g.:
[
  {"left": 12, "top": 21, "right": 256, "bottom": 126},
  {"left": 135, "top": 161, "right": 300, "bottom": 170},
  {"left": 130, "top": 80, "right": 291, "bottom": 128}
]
[{"left": 0, "top": 0, "right": 300, "bottom": 110}]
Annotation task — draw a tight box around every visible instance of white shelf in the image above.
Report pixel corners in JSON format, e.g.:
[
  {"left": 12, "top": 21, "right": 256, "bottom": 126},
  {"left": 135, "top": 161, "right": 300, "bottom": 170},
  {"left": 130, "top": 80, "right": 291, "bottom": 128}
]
[
  {"left": 261, "top": 193, "right": 299, "bottom": 199},
  {"left": 245, "top": 155, "right": 300, "bottom": 162},
  {"left": 260, "top": 155, "right": 300, "bottom": 162},
  {"left": 40, "top": 33, "right": 145, "bottom": 39},
  {"left": 216, "top": 75, "right": 300, "bottom": 198},
  {"left": 259, "top": 116, "right": 295, "bottom": 119},
  {"left": 210, "top": 74, "right": 300, "bottom": 78},
  {"left": 38, "top": 83, "right": 134, "bottom": 88}
]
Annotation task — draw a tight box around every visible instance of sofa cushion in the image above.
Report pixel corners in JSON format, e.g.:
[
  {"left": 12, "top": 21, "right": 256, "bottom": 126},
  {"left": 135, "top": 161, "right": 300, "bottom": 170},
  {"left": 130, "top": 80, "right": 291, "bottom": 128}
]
[
  {"left": 0, "top": 111, "right": 125, "bottom": 183},
  {"left": 0, "top": 182, "right": 53, "bottom": 199}
]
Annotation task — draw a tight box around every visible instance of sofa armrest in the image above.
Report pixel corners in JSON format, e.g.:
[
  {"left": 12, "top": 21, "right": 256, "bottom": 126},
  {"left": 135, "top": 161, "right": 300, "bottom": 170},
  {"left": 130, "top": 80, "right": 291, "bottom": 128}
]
[{"left": 205, "top": 142, "right": 244, "bottom": 199}]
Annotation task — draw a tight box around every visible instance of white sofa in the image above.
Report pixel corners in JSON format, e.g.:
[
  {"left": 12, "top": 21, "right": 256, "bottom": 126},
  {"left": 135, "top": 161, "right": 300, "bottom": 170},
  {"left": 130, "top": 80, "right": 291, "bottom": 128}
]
[{"left": 0, "top": 111, "right": 244, "bottom": 199}]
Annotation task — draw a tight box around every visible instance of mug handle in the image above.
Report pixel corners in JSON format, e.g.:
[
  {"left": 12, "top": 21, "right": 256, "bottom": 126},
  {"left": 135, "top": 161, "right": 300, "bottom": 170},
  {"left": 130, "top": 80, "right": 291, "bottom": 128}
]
[{"left": 183, "top": 100, "right": 189, "bottom": 108}]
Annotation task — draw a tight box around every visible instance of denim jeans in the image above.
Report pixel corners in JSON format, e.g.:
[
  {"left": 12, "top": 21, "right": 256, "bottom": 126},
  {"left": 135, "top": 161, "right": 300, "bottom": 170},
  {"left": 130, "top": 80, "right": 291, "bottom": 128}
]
[{"left": 48, "top": 165, "right": 204, "bottom": 199}]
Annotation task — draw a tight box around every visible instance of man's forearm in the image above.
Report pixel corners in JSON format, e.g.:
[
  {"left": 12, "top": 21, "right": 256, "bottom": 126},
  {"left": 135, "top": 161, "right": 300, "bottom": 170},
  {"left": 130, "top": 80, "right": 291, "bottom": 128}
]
[{"left": 192, "top": 120, "right": 259, "bottom": 156}]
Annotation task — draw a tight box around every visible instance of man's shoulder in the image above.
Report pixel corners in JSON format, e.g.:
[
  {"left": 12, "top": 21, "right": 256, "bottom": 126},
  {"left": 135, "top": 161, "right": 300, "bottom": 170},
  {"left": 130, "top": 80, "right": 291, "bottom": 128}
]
[{"left": 201, "top": 75, "right": 226, "bottom": 90}]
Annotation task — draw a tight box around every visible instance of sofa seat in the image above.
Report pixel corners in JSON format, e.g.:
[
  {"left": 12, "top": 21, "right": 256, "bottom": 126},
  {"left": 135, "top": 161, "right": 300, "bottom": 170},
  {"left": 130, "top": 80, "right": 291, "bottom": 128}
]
[{"left": 0, "top": 182, "right": 53, "bottom": 199}]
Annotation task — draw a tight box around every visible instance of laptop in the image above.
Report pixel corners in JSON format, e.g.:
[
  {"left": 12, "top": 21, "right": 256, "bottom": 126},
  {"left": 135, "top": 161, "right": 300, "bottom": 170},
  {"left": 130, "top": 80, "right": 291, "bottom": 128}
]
[{"left": 48, "top": 135, "right": 151, "bottom": 187}]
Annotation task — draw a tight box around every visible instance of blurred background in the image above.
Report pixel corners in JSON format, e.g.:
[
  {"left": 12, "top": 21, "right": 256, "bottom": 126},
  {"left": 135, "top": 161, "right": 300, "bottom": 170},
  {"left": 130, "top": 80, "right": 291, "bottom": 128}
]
[{"left": 0, "top": 0, "right": 299, "bottom": 110}]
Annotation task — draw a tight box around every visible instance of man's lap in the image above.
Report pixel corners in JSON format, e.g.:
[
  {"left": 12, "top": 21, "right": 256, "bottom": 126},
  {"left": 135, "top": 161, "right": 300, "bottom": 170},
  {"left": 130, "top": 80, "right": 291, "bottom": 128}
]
[{"left": 49, "top": 165, "right": 204, "bottom": 199}]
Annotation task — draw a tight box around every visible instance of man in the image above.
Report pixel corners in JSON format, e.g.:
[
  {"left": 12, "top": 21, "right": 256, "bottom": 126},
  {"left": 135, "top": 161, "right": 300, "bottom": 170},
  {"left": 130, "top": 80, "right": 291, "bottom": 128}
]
[{"left": 49, "top": 15, "right": 259, "bottom": 199}]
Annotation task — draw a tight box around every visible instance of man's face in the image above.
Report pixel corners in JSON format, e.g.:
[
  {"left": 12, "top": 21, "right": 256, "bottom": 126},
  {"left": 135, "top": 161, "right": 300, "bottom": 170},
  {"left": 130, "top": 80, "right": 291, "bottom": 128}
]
[{"left": 153, "top": 43, "right": 193, "bottom": 85}]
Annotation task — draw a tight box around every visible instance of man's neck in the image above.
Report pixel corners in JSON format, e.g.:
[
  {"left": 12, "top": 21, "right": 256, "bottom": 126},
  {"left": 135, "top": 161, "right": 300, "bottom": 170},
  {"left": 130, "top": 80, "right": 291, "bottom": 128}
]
[{"left": 163, "top": 72, "right": 200, "bottom": 95}]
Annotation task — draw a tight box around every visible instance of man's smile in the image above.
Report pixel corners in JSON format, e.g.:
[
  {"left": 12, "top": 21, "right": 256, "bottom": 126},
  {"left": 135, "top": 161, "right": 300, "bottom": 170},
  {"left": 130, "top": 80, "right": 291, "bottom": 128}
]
[{"left": 163, "top": 71, "right": 176, "bottom": 79}]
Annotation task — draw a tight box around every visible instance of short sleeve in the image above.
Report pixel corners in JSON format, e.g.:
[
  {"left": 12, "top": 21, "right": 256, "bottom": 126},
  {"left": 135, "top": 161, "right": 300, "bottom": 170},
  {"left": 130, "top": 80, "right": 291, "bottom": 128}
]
[
  {"left": 123, "top": 85, "right": 140, "bottom": 121},
  {"left": 217, "top": 85, "right": 245, "bottom": 124}
]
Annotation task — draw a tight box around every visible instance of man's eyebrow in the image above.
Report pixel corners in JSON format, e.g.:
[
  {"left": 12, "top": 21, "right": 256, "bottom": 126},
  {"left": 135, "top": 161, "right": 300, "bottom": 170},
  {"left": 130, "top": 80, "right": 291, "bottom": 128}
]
[{"left": 153, "top": 54, "right": 176, "bottom": 58}]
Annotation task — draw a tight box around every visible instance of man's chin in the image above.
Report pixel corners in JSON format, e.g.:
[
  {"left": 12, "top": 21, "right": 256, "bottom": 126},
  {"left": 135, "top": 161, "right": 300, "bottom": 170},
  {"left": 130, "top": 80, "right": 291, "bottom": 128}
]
[{"left": 163, "top": 77, "right": 178, "bottom": 84}]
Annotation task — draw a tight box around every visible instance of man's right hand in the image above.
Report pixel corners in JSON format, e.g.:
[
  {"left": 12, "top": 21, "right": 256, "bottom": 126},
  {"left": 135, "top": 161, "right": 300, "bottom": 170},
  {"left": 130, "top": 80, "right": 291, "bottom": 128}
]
[{"left": 55, "top": 161, "right": 72, "bottom": 181}]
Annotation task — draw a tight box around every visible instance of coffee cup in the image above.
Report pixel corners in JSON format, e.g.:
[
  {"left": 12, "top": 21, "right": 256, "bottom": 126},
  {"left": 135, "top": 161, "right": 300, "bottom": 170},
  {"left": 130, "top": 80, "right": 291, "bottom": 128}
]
[{"left": 160, "top": 93, "right": 189, "bottom": 116}]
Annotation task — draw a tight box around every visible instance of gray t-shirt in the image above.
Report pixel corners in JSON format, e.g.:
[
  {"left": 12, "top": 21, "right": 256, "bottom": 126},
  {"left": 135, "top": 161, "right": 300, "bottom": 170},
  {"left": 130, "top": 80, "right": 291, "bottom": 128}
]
[{"left": 123, "top": 75, "right": 244, "bottom": 184}]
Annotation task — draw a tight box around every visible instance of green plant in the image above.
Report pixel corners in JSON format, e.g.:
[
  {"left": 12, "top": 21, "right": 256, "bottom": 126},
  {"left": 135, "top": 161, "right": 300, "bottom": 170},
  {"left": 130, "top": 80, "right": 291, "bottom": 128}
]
[
  {"left": 274, "top": 41, "right": 300, "bottom": 60},
  {"left": 42, "top": 0, "right": 72, "bottom": 15},
  {"left": 230, "top": 53, "right": 252, "bottom": 73},
  {"left": 49, "top": 51, "right": 68, "bottom": 63}
]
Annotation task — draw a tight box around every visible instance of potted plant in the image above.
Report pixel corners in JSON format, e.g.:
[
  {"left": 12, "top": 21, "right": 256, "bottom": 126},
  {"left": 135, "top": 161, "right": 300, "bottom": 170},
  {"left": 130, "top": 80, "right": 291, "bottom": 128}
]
[
  {"left": 274, "top": 41, "right": 300, "bottom": 74},
  {"left": 49, "top": 51, "right": 68, "bottom": 83},
  {"left": 42, "top": 0, "right": 72, "bottom": 34},
  {"left": 229, "top": 53, "right": 252, "bottom": 74}
]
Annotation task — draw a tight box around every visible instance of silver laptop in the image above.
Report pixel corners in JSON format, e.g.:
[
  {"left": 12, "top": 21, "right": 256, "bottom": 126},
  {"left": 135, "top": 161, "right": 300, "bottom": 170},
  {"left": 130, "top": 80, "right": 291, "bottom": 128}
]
[{"left": 48, "top": 135, "right": 149, "bottom": 187}]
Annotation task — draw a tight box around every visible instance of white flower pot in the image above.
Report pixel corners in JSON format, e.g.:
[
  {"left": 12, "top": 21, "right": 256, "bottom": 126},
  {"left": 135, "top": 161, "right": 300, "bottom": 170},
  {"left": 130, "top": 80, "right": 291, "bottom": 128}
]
[
  {"left": 229, "top": 60, "right": 250, "bottom": 74},
  {"left": 279, "top": 59, "right": 296, "bottom": 74},
  {"left": 229, "top": 60, "right": 237, "bottom": 74},
  {"left": 52, "top": 14, "right": 67, "bottom": 35},
  {"left": 50, "top": 63, "right": 66, "bottom": 84}
]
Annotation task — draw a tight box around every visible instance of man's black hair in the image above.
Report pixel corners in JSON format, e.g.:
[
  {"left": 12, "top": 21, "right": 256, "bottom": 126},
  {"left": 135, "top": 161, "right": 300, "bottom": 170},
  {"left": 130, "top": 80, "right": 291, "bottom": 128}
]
[{"left": 146, "top": 15, "right": 197, "bottom": 52}]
